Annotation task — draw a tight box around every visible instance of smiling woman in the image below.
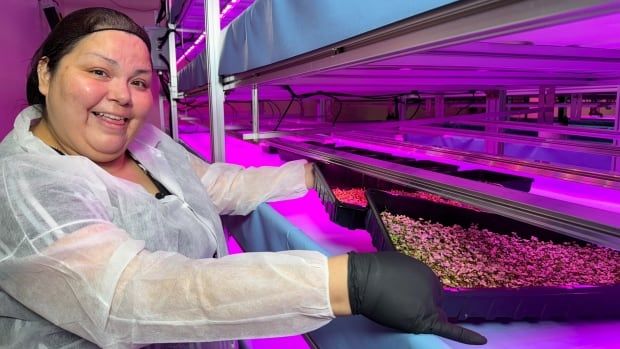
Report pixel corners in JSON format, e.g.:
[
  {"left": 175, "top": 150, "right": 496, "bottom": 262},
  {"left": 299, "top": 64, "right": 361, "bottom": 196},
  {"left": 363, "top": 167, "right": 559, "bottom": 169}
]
[
  {"left": 32, "top": 30, "right": 153, "bottom": 165},
  {"left": 0, "top": 6, "right": 485, "bottom": 349}
]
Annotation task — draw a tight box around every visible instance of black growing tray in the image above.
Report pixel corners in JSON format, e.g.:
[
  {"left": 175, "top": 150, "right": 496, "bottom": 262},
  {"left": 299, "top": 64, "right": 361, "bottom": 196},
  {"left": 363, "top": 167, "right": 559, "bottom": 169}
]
[
  {"left": 364, "top": 188, "right": 620, "bottom": 322},
  {"left": 333, "top": 146, "right": 397, "bottom": 161},
  {"left": 278, "top": 149, "right": 307, "bottom": 161},
  {"left": 333, "top": 146, "right": 369, "bottom": 154},
  {"left": 413, "top": 160, "right": 459, "bottom": 174},
  {"left": 391, "top": 157, "right": 459, "bottom": 174},
  {"left": 305, "top": 140, "right": 336, "bottom": 148},
  {"left": 277, "top": 141, "right": 335, "bottom": 161},
  {"left": 453, "top": 169, "right": 534, "bottom": 192},
  {"left": 333, "top": 146, "right": 374, "bottom": 158},
  {"left": 313, "top": 163, "right": 395, "bottom": 230},
  {"left": 261, "top": 144, "right": 279, "bottom": 154}
]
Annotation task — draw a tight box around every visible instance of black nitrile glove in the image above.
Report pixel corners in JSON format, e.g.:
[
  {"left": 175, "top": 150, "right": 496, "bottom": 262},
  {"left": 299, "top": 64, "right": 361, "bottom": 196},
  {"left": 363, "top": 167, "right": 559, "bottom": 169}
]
[{"left": 348, "top": 251, "right": 487, "bottom": 345}]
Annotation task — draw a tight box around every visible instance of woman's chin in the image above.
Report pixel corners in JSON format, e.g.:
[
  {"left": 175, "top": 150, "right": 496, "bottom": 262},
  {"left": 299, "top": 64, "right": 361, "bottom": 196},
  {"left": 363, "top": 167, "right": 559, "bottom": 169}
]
[
  {"left": 91, "top": 137, "right": 128, "bottom": 152},
  {"left": 86, "top": 145, "right": 128, "bottom": 162}
]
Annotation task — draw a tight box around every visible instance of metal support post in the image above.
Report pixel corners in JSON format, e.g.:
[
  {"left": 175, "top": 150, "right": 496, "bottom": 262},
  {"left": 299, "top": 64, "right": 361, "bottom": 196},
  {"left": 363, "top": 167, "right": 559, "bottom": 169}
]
[
  {"left": 614, "top": 87, "right": 620, "bottom": 134},
  {"left": 398, "top": 96, "right": 408, "bottom": 120},
  {"left": 251, "top": 84, "right": 260, "bottom": 142},
  {"left": 158, "top": 93, "right": 166, "bottom": 132},
  {"left": 205, "top": 0, "right": 226, "bottom": 162},
  {"left": 425, "top": 98, "right": 433, "bottom": 118},
  {"left": 612, "top": 87, "right": 620, "bottom": 172},
  {"left": 434, "top": 95, "right": 445, "bottom": 118},
  {"left": 557, "top": 95, "right": 568, "bottom": 125},
  {"left": 166, "top": 2, "right": 179, "bottom": 140},
  {"left": 485, "top": 90, "right": 507, "bottom": 119},
  {"left": 316, "top": 97, "right": 327, "bottom": 122},
  {"left": 485, "top": 90, "right": 506, "bottom": 155},
  {"left": 537, "top": 86, "right": 555, "bottom": 124},
  {"left": 570, "top": 93, "right": 583, "bottom": 120}
]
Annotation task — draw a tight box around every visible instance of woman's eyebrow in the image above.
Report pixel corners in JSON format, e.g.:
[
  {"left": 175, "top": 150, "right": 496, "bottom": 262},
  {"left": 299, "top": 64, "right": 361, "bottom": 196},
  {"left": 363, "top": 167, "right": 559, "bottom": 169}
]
[{"left": 85, "top": 52, "right": 152, "bottom": 75}]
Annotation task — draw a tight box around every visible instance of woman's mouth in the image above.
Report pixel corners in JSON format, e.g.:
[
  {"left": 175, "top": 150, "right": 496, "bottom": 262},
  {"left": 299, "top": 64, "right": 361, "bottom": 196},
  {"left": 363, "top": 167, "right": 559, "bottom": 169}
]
[{"left": 92, "top": 111, "right": 129, "bottom": 126}]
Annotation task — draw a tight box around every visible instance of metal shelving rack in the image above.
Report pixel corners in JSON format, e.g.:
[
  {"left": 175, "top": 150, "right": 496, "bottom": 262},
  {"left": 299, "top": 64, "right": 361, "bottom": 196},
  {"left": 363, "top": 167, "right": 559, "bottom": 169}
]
[
  {"left": 167, "top": 0, "right": 620, "bottom": 247},
  {"left": 167, "top": 0, "right": 226, "bottom": 162}
]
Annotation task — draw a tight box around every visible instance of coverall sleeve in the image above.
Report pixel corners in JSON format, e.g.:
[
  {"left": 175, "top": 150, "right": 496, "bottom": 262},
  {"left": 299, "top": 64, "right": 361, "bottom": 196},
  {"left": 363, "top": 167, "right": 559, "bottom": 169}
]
[
  {"left": 0, "top": 158, "right": 333, "bottom": 348},
  {"left": 188, "top": 153, "right": 308, "bottom": 215}
]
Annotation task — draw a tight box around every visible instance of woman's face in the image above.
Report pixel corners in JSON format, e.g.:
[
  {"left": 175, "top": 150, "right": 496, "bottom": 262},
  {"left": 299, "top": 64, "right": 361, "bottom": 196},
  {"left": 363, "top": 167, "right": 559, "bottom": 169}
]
[{"left": 37, "top": 30, "right": 153, "bottom": 163}]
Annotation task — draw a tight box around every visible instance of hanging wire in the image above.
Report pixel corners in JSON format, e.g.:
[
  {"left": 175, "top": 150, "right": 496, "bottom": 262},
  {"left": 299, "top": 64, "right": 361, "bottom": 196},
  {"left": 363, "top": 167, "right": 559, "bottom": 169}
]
[
  {"left": 407, "top": 91, "right": 423, "bottom": 120},
  {"left": 455, "top": 90, "right": 477, "bottom": 115}
]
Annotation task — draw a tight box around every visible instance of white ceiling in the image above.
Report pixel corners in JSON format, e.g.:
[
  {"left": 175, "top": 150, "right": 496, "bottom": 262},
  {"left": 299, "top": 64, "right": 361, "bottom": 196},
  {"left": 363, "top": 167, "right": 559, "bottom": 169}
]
[{"left": 57, "top": 0, "right": 161, "bottom": 26}]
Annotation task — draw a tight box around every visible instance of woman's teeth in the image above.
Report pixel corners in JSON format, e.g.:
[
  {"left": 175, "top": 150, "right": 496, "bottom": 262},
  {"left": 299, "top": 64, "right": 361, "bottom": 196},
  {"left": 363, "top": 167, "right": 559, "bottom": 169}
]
[{"left": 92, "top": 112, "right": 127, "bottom": 123}]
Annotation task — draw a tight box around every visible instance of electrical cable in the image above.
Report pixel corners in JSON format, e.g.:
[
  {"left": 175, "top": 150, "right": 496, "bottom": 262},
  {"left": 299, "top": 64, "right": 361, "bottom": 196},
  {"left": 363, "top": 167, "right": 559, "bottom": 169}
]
[
  {"left": 274, "top": 98, "right": 296, "bottom": 131},
  {"left": 157, "top": 28, "right": 177, "bottom": 50},
  {"left": 407, "top": 91, "right": 423, "bottom": 120},
  {"left": 273, "top": 85, "right": 300, "bottom": 131},
  {"left": 268, "top": 87, "right": 487, "bottom": 127},
  {"left": 330, "top": 96, "right": 343, "bottom": 126},
  {"left": 455, "top": 90, "right": 477, "bottom": 115},
  {"left": 264, "top": 101, "right": 277, "bottom": 118},
  {"left": 157, "top": 73, "right": 170, "bottom": 102},
  {"left": 158, "top": 53, "right": 171, "bottom": 71},
  {"left": 282, "top": 87, "right": 409, "bottom": 101},
  {"left": 267, "top": 100, "right": 282, "bottom": 119},
  {"left": 155, "top": 0, "right": 166, "bottom": 24}
]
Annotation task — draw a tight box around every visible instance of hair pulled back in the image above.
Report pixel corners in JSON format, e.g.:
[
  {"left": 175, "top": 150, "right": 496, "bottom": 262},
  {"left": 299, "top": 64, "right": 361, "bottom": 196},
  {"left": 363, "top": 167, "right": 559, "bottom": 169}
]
[{"left": 26, "top": 7, "right": 151, "bottom": 106}]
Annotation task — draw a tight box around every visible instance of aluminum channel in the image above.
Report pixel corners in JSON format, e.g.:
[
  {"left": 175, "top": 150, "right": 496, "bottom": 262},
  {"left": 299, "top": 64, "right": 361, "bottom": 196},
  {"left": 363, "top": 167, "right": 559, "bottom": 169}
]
[{"left": 335, "top": 130, "right": 620, "bottom": 188}]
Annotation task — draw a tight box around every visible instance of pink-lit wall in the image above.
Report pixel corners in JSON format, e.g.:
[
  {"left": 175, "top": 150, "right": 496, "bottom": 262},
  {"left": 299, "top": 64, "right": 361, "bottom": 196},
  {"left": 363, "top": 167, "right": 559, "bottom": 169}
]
[{"left": 0, "top": 0, "right": 49, "bottom": 138}]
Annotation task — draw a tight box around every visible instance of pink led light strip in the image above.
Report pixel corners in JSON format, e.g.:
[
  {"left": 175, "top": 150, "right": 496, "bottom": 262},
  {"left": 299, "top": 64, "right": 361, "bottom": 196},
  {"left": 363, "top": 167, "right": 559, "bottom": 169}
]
[{"left": 176, "top": 0, "right": 241, "bottom": 65}]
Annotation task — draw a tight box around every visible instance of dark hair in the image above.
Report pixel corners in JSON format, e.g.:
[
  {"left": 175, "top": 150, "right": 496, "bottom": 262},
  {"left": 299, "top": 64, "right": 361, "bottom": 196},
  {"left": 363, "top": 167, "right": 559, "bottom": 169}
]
[{"left": 26, "top": 7, "right": 152, "bottom": 106}]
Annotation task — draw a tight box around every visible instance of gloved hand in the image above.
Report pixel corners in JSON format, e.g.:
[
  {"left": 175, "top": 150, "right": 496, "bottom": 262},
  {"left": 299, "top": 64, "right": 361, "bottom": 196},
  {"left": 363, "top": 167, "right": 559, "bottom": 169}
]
[{"left": 348, "top": 251, "right": 487, "bottom": 345}]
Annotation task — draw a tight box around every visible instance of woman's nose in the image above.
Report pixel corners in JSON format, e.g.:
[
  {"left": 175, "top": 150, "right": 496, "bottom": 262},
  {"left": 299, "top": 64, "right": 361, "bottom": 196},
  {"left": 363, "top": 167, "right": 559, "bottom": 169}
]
[{"left": 108, "top": 79, "right": 131, "bottom": 106}]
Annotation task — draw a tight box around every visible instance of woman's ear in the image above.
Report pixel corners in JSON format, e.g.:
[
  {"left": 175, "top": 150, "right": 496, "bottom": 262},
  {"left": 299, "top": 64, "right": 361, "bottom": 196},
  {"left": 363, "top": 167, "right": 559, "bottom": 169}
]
[{"left": 37, "top": 57, "right": 51, "bottom": 97}]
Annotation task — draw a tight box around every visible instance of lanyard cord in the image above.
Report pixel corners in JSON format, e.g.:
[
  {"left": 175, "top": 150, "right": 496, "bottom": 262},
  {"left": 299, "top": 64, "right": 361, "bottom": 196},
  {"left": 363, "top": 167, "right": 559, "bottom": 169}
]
[{"left": 51, "top": 147, "right": 171, "bottom": 199}]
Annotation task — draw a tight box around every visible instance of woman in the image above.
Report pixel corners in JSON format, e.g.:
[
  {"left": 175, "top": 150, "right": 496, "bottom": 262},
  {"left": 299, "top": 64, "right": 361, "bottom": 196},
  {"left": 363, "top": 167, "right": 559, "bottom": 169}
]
[{"left": 0, "top": 7, "right": 485, "bottom": 348}]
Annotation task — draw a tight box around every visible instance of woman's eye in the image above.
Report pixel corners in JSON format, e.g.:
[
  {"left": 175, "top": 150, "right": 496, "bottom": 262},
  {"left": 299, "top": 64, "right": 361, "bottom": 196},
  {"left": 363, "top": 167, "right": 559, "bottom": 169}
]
[
  {"left": 91, "top": 69, "right": 108, "bottom": 77},
  {"left": 131, "top": 80, "right": 149, "bottom": 89}
]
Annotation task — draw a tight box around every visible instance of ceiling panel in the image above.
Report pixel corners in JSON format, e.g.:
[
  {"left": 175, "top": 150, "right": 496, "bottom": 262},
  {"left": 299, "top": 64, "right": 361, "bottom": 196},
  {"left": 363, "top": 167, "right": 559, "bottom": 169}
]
[{"left": 58, "top": 0, "right": 161, "bottom": 26}]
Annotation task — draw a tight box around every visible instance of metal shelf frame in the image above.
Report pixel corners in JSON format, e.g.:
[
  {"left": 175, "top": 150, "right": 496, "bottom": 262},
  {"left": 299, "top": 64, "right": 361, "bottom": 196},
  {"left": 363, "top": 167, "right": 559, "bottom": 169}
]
[
  {"left": 334, "top": 128, "right": 620, "bottom": 188},
  {"left": 221, "top": 0, "right": 620, "bottom": 89},
  {"left": 168, "top": 0, "right": 226, "bottom": 162},
  {"left": 170, "top": 0, "right": 620, "bottom": 248}
]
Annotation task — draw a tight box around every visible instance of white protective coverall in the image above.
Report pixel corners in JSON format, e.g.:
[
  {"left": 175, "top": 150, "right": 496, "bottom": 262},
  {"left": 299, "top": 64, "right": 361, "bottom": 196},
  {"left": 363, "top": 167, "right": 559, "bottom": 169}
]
[{"left": 0, "top": 106, "right": 334, "bottom": 348}]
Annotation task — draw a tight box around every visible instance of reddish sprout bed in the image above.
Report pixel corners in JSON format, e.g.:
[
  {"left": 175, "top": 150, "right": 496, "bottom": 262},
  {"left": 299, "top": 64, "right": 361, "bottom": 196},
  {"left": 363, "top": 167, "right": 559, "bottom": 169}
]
[
  {"left": 381, "top": 211, "right": 620, "bottom": 289},
  {"left": 333, "top": 187, "right": 478, "bottom": 211},
  {"left": 388, "top": 189, "right": 480, "bottom": 211},
  {"left": 332, "top": 188, "right": 367, "bottom": 207}
]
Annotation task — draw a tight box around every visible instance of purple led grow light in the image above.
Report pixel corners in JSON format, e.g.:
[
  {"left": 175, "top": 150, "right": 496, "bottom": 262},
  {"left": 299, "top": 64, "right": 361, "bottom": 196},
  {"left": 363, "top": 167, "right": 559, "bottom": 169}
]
[{"left": 176, "top": 0, "right": 255, "bottom": 67}]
